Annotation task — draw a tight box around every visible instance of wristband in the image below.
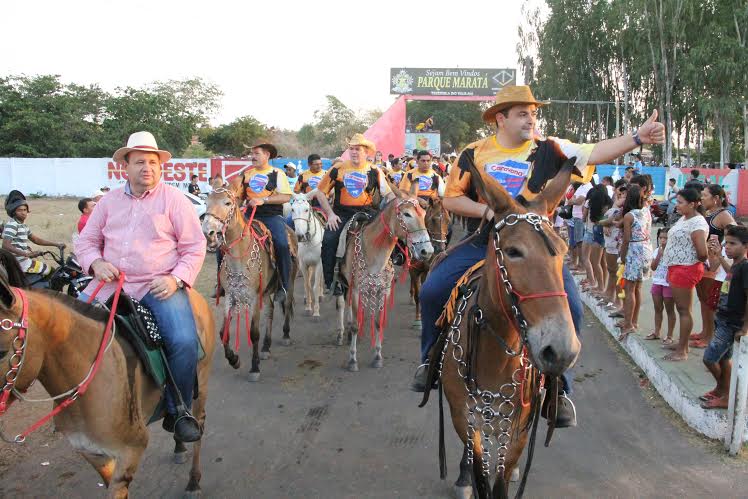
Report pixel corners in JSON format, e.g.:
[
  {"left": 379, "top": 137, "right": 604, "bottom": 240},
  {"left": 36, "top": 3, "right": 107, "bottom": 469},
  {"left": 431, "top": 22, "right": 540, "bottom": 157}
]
[{"left": 632, "top": 132, "right": 643, "bottom": 147}]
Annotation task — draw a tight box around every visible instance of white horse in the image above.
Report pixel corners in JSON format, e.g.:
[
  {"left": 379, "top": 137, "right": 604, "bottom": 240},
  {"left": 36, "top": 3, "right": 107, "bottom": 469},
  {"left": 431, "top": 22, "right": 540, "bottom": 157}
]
[{"left": 290, "top": 193, "right": 324, "bottom": 318}]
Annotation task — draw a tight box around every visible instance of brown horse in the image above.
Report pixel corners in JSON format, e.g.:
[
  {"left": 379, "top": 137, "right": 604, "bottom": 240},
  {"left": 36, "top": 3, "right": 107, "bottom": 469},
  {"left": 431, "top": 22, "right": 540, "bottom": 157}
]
[
  {"left": 425, "top": 157, "right": 580, "bottom": 499},
  {"left": 336, "top": 185, "right": 434, "bottom": 371},
  {"left": 202, "top": 178, "right": 297, "bottom": 382},
  {"left": 409, "top": 196, "right": 451, "bottom": 328},
  {"left": 0, "top": 269, "right": 216, "bottom": 498}
]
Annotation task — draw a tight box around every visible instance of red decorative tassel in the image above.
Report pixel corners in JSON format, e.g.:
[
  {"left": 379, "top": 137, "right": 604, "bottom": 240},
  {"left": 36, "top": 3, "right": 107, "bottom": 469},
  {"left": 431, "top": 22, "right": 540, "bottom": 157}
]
[
  {"left": 215, "top": 270, "right": 222, "bottom": 306},
  {"left": 369, "top": 315, "right": 376, "bottom": 347},
  {"left": 234, "top": 310, "right": 241, "bottom": 352},
  {"left": 245, "top": 310, "right": 252, "bottom": 348},
  {"left": 357, "top": 297, "right": 365, "bottom": 337},
  {"left": 222, "top": 315, "right": 231, "bottom": 345}
]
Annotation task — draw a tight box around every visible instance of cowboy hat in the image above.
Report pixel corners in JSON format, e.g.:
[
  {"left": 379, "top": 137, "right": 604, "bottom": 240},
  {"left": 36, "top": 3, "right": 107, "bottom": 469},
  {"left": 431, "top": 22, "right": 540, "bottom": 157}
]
[
  {"left": 348, "top": 133, "right": 376, "bottom": 155},
  {"left": 482, "top": 85, "right": 549, "bottom": 123},
  {"left": 245, "top": 142, "right": 279, "bottom": 159},
  {"left": 112, "top": 131, "right": 172, "bottom": 164},
  {"left": 5, "top": 190, "right": 28, "bottom": 218}
]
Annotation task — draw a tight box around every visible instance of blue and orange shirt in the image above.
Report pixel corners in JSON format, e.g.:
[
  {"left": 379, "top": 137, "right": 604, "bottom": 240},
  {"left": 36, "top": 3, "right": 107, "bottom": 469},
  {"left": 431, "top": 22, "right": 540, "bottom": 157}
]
[
  {"left": 241, "top": 165, "right": 292, "bottom": 216},
  {"left": 316, "top": 161, "right": 392, "bottom": 216}
]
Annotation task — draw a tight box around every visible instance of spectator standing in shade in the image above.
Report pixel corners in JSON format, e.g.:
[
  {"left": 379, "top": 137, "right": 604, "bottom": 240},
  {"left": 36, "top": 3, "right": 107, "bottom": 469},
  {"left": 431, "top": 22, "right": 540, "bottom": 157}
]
[
  {"left": 188, "top": 174, "right": 201, "bottom": 196},
  {"left": 598, "top": 180, "right": 626, "bottom": 313},
  {"left": 571, "top": 181, "right": 593, "bottom": 277},
  {"left": 647, "top": 227, "right": 676, "bottom": 344}
]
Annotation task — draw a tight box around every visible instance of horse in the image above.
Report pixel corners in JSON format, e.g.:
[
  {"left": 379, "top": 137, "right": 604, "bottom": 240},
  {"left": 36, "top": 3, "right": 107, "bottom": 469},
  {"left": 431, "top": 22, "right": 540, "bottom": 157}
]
[
  {"left": 201, "top": 179, "right": 297, "bottom": 382},
  {"left": 0, "top": 259, "right": 216, "bottom": 498},
  {"left": 336, "top": 184, "right": 434, "bottom": 371},
  {"left": 289, "top": 193, "right": 324, "bottom": 319},
  {"left": 409, "top": 196, "right": 451, "bottom": 328},
  {"left": 422, "top": 156, "right": 581, "bottom": 499}
]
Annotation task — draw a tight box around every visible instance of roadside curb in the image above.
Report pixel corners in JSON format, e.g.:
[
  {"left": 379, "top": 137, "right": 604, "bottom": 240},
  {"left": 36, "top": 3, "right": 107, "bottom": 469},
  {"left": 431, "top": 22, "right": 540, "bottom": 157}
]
[{"left": 574, "top": 275, "right": 743, "bottom": 442}]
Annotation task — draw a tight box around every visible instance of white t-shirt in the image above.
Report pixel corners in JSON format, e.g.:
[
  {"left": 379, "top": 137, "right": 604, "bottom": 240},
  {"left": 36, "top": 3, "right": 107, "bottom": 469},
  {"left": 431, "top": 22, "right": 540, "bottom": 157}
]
[
  {"left": 652, "top": 247, "right": 670, "bottom": 286},
  {"left": 572, "top": 183, "right": 593, "bottom": 219},
  {"left": 661, "top": 215, "right": 709, "bottom": 267}
]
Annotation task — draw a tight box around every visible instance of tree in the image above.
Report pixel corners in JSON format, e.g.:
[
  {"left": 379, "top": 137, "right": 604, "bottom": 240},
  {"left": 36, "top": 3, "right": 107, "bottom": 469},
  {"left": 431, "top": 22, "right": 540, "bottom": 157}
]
[
  {"left": 406, "top": 101, "right": 490, "bottom": 152},
  {"left": 202, "top": 115, "right": 268, "bottom": 157}
]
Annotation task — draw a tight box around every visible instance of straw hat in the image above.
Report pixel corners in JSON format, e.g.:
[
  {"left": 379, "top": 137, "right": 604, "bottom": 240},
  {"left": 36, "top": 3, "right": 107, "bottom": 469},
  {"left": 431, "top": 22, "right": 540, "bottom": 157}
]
[
  {"left": 112, "top": 131, "right": 172, "bottom": 164},
  {"left": 245, "top": 142, "right": 279, "bottom": 159},
  {"left": 348, "top": 133, "right": 376, "bottom": 155},
  {"left": 482, "top": 85, "right": 549, "bottom": 123}
]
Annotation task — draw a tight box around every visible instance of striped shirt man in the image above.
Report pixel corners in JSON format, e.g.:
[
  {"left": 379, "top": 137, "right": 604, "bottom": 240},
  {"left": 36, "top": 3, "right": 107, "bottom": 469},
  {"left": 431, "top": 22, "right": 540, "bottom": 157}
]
[{"left": 2, "top": 218, "right": 33, "bottom": 271}]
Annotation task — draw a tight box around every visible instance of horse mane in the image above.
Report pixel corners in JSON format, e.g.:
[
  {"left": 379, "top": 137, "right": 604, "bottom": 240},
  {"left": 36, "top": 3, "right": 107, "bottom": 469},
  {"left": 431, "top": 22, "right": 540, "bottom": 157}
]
[
  {"left": 37, "top": 289, "right": 109, "bottom": 323},
  {"left": 0, "top": 248, "right": 28, "bottom": 288}
]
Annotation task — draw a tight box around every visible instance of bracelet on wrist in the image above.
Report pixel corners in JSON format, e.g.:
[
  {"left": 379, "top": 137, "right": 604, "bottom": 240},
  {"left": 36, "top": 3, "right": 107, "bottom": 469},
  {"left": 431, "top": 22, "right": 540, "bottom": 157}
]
[{"left": 632, "top": 132, "right": 643, "bottom": 147}]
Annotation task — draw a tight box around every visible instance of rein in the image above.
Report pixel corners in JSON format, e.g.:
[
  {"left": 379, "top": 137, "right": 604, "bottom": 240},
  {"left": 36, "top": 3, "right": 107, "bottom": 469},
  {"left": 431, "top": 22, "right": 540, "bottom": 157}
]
[{"left": 0, "top": 273, "right": 125, "bottom": 443}]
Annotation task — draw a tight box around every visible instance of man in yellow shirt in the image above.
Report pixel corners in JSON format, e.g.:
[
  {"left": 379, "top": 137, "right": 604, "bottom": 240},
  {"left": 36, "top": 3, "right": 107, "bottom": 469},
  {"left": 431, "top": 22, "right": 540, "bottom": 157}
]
[
  {"left": 398, "top": 150, "right": 445, "bottom": 200},
  {"left": 413, "top": 85, "right": 666, "bottom": 429},
  {"left": 240, "top": 143, "right": 293, "bottom": 300},
  {"left": 312, "top": 134, "right": 392, "bottom": 295},
  {"left": 385, "top": 158, "right": 405, "bottom": 186}
]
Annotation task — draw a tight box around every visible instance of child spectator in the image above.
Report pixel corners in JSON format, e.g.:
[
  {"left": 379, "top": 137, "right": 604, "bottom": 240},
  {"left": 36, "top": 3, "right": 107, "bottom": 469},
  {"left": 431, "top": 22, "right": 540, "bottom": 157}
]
[
  {"left": 692, "top": 184, "right": 736, "bottom": 349},
  {"left": 598, "top": 181, "right": 626, "bottom": 313},
  {"left": 648, "top": 228, "right": 676, "bottom": 344},
  {"left": 700, "top": 225, "right": 748, "bottom": 409},
  {"left": 77, "top": 197, "right": 96, "bottom": 233},
  {"left": 584, "top": 184, "right": 612, "bottom": 296},
  {"left": 660, "top": 188, "right": 709, "bottom": 361},
  {"left": 617, "top": 184, "right": 653, "bottom": 340}
]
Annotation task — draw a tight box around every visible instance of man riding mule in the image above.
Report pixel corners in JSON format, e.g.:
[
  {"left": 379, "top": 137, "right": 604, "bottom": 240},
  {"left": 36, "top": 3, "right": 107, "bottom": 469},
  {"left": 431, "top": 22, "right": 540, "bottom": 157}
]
[
  {"left": 76, "top": 131, "right": 208, "bottom": 443},
  {"left": 239, "top": 143, "right": 294, "bottom": 303},
  {"left": 313, "top": 133, "right": 393, "bottom": 295},
  {"left": 413, "top": 85, "right": 666, "bottom": 429}
]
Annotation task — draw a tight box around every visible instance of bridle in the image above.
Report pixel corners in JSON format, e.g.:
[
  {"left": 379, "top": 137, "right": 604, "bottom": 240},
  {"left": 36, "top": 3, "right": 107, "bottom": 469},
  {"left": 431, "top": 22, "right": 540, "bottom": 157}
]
[
  {"left": 203, "top": 188, "right": 237, "bottom": 248},
  {"left": 291, "top": 199, "right": 320, "bottom": 242},
  {"left": 426, "top": 201, "right": 450, "bottom": 251},
  {"left": 379, "top": 198, "right": 429, "bottom": 251},
  {"left": 0, "top": 289, "right": 29, "bottom": 419}
]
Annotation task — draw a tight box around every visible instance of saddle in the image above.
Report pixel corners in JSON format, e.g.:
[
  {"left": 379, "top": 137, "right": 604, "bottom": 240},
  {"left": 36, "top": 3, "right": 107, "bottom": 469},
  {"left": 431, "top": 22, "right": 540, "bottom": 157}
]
[{"left": 335, "top": 210, "right": 375, "bottom": 259}]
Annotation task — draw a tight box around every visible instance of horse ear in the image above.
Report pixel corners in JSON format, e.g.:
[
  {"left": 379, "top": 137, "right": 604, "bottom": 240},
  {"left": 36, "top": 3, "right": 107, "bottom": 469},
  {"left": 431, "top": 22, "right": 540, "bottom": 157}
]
[
  {"left": 0, "top": 274, "right": 15, "bottom": 310},
  {"left": 408, "top": 180, "right": 418, "bottom": 197},
  {"left": 227, "top": 175, "right": 245, "bottom": 200},
  {"left": 461, "top": 151, "right": 512, "bottom": 216},
  {"left": 417, "top": 198, "right": 429, "bottom": 210},
  {"left": 530, "top": 156, "right": 577, "bottom": 216}
]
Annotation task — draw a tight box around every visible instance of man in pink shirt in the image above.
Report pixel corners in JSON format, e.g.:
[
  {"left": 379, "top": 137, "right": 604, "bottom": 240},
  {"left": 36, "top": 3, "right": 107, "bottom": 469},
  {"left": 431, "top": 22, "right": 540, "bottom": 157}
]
[{"left": 76, "top": 131, "right": 207, "bottom": 442}]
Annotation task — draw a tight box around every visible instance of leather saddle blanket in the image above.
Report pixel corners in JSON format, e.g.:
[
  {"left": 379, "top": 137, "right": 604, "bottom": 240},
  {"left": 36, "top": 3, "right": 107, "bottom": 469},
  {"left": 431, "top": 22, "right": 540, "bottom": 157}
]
[
  {"left": 435, "top": 259, "right": 485, "bottom": 329},
  {"left": 335, "top": 211, "right": 374, "bottom": 259}
]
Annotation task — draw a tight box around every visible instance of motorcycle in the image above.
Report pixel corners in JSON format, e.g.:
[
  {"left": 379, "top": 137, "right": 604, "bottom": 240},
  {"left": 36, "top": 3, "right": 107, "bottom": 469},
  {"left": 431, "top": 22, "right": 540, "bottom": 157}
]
[
  {"left": 27, "top": 248, "right": 93, "bottom": 297},
  {"left": 650, "top": 201, "right": 669, "bottom": 225}
]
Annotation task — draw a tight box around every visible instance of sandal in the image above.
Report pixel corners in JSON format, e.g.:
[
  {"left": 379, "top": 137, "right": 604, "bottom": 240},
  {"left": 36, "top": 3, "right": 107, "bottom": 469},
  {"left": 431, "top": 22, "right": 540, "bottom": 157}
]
[
  {"left": 618, "top": 328, "right": 635, "bottom": 341},
  {"left": 644, "top": 332, "right": 660, "bottom": 341},
  {"left": 701, "top": 397, "right": 728, "bottom": 410},
  {"left": 663, "top": 352, "right": 688, "bottom": 362},
  {"left": 661, "top": 337, "right": 674, "bottom": 345},
  {"left": 690, "top": 332, "right": 703, "bottom": 341},
  {"left": 699, "top": 390, "right": 719, "bottom": 402},
  {"left": 609, "top": 311, "right": 624, "bottom": 319},
  {"left": 690, "top": 339, "right": 709, "bottom": 349}
]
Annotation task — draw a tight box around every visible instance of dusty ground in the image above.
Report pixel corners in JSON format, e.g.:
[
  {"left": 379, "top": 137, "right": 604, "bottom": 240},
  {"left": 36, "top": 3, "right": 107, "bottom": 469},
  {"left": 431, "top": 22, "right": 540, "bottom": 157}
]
[{"left": 1, "top": 197, "right": 747, "bottom": 498}]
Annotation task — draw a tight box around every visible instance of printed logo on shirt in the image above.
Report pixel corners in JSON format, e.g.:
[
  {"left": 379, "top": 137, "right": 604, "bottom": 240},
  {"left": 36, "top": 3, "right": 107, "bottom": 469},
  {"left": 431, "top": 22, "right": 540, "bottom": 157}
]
[
  {"left": 308, "top": 174, "right": 323, "bottom": 189},
  {"left": 249, "top": 173, "right": 269, "bottom": 193},
  {"left": 417, "top": 175, "right": 432, "bottom": 192},
  {"left": 391, "top": 172, "right": 403, "bottom": 185},
  {"left": 343, "top": 171, "right": 368, "bottom": 198},
  {"left": 484, "top": 160, "right": 530, "bottom": 197}
]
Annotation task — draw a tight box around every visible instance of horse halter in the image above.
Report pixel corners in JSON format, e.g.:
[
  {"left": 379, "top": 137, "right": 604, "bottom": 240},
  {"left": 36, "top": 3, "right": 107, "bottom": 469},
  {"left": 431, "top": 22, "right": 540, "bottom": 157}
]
[
  {"left": 426, "top": 203, "right": 449, "bottom": 250},
  {"left": 492, "top": 212, "right": 567, "bottom": 354},
  {"left": 380, "top": 198, "right": 429, "bottom": 245},
  {"left": 204, "top": 188, "right": 237, "bottom": 245},
  {"left": 0, "top": 289, "right": 29, "bottom": 421},
  {"left": 291, "top": 200, "right": 318, "bottom": 242}
]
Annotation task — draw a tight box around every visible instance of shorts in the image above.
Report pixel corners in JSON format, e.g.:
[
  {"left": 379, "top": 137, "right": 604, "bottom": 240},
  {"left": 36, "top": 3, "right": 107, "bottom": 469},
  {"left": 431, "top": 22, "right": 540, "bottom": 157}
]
[
  {"left": 592, "top": 224, "right": 605, "bottom": 246},
  {"left": 569, "top": 218, "right": 584, "bottom": 247},
  {"left": 651, "top": 283, "right": 673, "bottom": 299},
  {"left": 703, "top": 316, "right": 740, "bottom": 364},
  {"left": 583, "top": 228, "right": 596, "bottom": 244},
  {"left": 667, "top": 263, "right": 705, "bottom": 289}
]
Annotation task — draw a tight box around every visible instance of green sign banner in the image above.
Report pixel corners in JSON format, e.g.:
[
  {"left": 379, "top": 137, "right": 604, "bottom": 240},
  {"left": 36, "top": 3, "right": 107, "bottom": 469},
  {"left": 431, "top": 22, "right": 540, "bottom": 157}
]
[{"left": 390, "top": 68, "right": 516, "bottom": 97}]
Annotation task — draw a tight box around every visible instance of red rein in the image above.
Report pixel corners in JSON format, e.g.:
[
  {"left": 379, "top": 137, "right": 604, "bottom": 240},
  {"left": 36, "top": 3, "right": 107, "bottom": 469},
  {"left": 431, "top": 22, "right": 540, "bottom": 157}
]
[{"left": 1, "top": 273, "right": 125, "bottom": 442}]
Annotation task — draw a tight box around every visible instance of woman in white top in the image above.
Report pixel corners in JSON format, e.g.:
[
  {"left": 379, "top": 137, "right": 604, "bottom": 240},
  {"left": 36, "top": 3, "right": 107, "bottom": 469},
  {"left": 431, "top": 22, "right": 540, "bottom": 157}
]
[{"left": 660, "top": 188, "right": 709, "bottom": 361}]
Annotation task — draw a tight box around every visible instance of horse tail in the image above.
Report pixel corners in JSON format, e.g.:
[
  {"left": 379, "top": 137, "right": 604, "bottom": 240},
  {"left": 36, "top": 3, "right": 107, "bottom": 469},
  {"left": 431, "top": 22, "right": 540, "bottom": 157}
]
[{"left": 0, "top": 248, "right": 28, "bottom": 288}]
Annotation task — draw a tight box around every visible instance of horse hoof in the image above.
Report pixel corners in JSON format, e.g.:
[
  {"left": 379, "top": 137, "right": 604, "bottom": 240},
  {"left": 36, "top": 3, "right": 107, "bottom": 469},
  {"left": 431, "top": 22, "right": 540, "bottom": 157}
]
[
  {"left": 335, "top": 336, "right": 344, "bottom": 346},
  {"left": 183, "top": 489, "right": 202, "bottom": 499},
  {"left": 412, "top": 320, "right": 422, "bottom": 329},
  {"left": 282, "top": 338, "right": 291, "bottom": 346},
  {"left": 259, "top": 351, "right": 270, "bottom": 360},
  {"left": 312, "top": 314, "right": 320, "bottom": 321},
  {"left": 173, "top": 451, "right": 188, "bottom": 464},
  {"left": 371, "top": 358, "right": 383, "bottom": 369},
  {"left": 247, "top": 371, "right": 261, "bottom": 382},
  {"left": 347, "top": 361, "right": 359, "bottom": 372},
  {"left": 510, "top": 467, "right": 520, "bottom": 482},
  {"left": 454, "top": 485, "right": 473, "bottom": 499}
]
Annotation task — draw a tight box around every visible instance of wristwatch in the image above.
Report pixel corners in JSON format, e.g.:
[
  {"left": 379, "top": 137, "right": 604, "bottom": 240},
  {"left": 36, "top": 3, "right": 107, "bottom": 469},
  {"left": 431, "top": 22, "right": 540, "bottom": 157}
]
[
  {"left": 632, "top": 131, "right": 643, "bottom": 146},
  {"left": 172, "top": 275, "right": 184, "bottom": 288}
]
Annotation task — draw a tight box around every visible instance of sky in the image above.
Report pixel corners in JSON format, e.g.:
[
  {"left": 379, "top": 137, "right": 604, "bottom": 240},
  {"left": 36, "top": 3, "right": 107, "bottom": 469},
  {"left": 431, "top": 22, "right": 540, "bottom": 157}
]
[{"left": 2, "top": 0, "right": 525, "bottom": 130}]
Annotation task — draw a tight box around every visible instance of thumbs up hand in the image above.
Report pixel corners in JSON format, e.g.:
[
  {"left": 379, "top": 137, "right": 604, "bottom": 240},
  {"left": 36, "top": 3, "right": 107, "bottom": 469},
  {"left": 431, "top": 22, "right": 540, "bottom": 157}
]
[{"left": 636, "top": 109, "right": 666, "bottom": 145}]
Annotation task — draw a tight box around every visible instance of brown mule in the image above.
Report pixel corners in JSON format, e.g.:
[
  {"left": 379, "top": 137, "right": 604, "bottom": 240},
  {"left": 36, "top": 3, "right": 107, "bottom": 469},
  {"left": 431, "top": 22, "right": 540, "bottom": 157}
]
[
  {"left": 0, "top": 274, "right": 216, "bottom": 498},
  {"left": 335, "top": 184, "right": 434, "bottom": 371},
  {"left": 409, "top": 197, "right": 451, "bottom": 327},
  {"left": 202, "top": 178, "right": 297, "bottom": 382},
  {"left": 426, "top": 157, "right": 581, "bottom": 499}
]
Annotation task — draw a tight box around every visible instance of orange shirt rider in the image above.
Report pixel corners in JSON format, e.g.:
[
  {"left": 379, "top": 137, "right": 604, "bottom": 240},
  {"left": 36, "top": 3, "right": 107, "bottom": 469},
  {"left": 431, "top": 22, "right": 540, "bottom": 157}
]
[
  {"left": 241, "top": 165, "right": 292, "bottom": 217},
  {"left": 316, "top": 160, "right": 392, "bottom": 218},
  {"left": 398, "top": 167, "right": 445, "bottom": 200}
]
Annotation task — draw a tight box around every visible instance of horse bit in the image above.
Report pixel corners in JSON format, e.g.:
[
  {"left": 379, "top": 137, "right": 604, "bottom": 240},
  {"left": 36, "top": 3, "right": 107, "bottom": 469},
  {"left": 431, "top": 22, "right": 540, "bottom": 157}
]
[{"left": 436, "top": 212, "right": 559, "bottom": 480}]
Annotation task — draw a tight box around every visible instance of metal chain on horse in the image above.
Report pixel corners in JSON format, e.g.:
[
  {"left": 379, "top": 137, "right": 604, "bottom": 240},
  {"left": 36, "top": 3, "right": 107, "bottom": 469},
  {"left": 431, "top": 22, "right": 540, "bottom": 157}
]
[{"left": 435, "top": 212, "right": 556, "bottom": 480}]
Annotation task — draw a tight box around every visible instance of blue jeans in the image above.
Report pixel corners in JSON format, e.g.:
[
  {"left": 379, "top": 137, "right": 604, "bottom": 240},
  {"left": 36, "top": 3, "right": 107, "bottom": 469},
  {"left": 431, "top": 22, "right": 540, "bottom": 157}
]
[
  {"left": 255, "top": 214, "right": 291, "bottom": 293},
  {"left": 285, "top": 213, "right": 294, "bottom": 228},
  {"left": 419, "top": 240, "right": 582, "bottom": 394},
  {"left": 80, "top": 288, "right": 199, "bottom": 414}
]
